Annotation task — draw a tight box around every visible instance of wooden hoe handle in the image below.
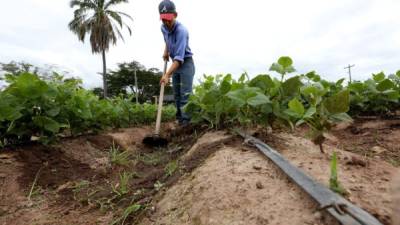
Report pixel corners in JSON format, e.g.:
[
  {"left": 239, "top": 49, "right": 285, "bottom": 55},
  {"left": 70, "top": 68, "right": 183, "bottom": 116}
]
[{"left": 155, "top": 61, "right": 168, "bottom": 135}]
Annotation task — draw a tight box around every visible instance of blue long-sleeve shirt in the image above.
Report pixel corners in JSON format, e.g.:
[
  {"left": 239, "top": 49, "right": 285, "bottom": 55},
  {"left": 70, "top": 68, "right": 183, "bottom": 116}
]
[{"left": 161, "top": 21, "right": 193, "bottom": 63}]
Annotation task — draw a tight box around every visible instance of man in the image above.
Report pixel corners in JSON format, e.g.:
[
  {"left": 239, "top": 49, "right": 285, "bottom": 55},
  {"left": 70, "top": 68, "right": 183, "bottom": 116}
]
[{"left": 158, "top": 0, "right": 195, "bottom": 126}]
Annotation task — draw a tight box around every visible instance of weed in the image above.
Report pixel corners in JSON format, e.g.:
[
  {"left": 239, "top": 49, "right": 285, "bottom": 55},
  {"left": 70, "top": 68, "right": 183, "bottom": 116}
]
[
  {"left": 372, "top": 130, "right": 381, "bottom": 145},
  {"left": 109, "top": 142, "right": 131, "bottom": 166},
  {"left": 110, "top": 203, "right": 141, "bottom": 225},
  {"left": 389, "top": 158, "right": 400, "bottom": 167},
  {"left": 165, "top": 160, "right": 179, "bottom": 177},
  {"left": 28, "top": 163, "right": 47, "bottom": 201},
  {"left": 154, "top": 181, "right": 164, "bottom": 191},
  {"left": 329, "top": 152, "right": 346, "bottom": 195},
  {"left": 112, "top": 172, "right": 132, "bottom": 197},
  {"left": 73, "top": 180, "right": 90, "bottom": 192},
  {"left": 137, "top": 152, "right": 164, "bottom": 166},
  {"left": 72, "top": 180, "right": 90, "bottom": 202}
]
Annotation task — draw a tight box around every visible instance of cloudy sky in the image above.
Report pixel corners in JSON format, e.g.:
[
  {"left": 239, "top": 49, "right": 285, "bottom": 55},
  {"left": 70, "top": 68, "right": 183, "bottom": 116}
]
[{"left": 1, "top": 0, "right": 399, "bottom": 88}]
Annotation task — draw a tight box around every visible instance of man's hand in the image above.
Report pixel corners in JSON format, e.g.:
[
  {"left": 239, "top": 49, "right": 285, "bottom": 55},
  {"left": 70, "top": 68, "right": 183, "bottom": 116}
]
[
  {"left": 160, "top": 60, "right": 180, "bottom": 85},
  {"left": 160, "top": 74, "right": 170, "bottom": 85}
]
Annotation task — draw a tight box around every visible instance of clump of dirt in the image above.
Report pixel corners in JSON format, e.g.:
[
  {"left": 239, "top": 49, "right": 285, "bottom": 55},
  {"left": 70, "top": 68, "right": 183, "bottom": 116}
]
[
  {"left": 108, "top": 127, "right": 152, "bottom": 151},
  {"left": 327, "top": 119, "right": 400, "bottom": 167}
]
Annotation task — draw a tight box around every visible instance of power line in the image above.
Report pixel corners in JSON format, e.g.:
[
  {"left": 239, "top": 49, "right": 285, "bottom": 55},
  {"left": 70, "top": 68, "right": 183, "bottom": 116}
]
[{"left": 344, "top": 64, "right": 355, "bottom": 83}]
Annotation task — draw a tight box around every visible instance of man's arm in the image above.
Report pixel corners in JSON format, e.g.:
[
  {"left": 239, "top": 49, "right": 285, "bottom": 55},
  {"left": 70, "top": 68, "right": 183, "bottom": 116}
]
[
  {"left": 166, "top": 60, "right": 180, "bottom": 76},
  {"left": 163, "top": 44, "right": 169, "bottom": 62},
  {"left": 160, "top": 60, "right": 180, "bottom": 84}
]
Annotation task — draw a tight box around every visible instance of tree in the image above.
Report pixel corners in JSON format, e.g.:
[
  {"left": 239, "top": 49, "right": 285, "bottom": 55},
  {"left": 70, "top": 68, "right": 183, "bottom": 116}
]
[
  {"left": 106, "top": 61, "right": 173, "bottom": 102},
  {"left": 0, "top": 61, "right": 73, "bottom": 83},
  {"left": 68, "top": 0, "right": 133, "bottom": 98},
  {"left": 92, "top": 87, "right": 104, "bottom": 98},
  {"left": 0, "top": 61, "right": 39, "bottom": 76},
  {"left": 1, "top": 62, "right": 41, "bottom": 90}
]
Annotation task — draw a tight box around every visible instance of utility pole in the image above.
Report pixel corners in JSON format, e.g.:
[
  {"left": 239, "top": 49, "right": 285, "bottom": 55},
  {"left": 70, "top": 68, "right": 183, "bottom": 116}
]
[
  {"left": 134, "top": 69, "right": 139, "bottom": 104},
  {"left": 344, "top": 64, "right": 355, "bottom": 83}
]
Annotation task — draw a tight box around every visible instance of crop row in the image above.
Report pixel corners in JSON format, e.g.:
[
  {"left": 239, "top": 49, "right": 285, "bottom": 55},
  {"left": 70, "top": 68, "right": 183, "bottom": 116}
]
[
  {"left": 0, "top": 73, "right": 175, "bottom": 146},
  {"left": 184, "top": 57, "right": 400, "bottom": 151}
]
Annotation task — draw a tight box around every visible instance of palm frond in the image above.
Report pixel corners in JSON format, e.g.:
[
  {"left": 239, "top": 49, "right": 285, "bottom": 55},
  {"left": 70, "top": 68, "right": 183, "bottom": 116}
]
[
  {"left": 124, "top": 22, "right": 132, "bottom": 35},
  {"left": 106, "top": 10, "right": 132, "bottom": 35},
  {"left": 97, "top": 0, "right": 106, "bottom": 9},
  {"left": 107, "top": 10, "right": 133, "bottom": 21},
  {"left": 68, "top": 14, "right": 88, "bottom": 41},
  {"left": 106, "top": 10, "right": 123, "bottom": 28},
  {"left": 111, "top": 21, "right": 125, "bottom": 42},
  {"left": 70, "top": 0, "right": 97, "bottom": 9},
  {"left": 104, "top": 0, "right": 129, "bottom": 10}
]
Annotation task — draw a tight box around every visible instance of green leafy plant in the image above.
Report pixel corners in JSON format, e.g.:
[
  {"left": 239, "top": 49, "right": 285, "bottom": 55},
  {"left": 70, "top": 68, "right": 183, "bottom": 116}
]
[
  {"left": 269, "top": 56, "right": 296, "bottom": 82},
  {"left": 185, "top": 57, "right": 354, "bottom": 151},
  {"left": 289, "top": 90, "right": 353, "bottom": 152},
  {"left": 348, "top": 71, "right": 400, "bottom": 116},
  {"left": 0, "top": 72, "right": 175, "bottom": 146}
]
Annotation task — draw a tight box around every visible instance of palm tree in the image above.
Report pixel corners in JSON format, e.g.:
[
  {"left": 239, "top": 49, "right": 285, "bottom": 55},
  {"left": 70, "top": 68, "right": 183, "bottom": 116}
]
[{"left": 69, "top": 0, "right": 132, "bottom": 98}]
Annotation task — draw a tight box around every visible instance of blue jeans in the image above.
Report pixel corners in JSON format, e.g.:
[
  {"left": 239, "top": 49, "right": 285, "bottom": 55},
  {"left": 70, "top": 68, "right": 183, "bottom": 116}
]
[{"left": 172, "top": 57, "right": 195, "bottom": 124}]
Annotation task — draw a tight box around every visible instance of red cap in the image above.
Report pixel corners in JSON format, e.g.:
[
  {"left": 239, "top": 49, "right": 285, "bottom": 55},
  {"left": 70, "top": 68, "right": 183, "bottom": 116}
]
[{"left": 160, "top": 13, "right": 175, "bottom": 21}]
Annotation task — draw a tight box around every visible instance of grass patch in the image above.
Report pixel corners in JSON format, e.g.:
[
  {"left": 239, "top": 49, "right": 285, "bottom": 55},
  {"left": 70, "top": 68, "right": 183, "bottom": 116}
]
[
  {"left": 137, "top": 151, "right": 165, "bottom": 166},
  {"left": 112, "top": 172, "right": 133, "bottom": 197},
  {"left": 109, "top": 142, "right": 132, "bottom": 166},
  {"left": 111, "top": 203, "right": 142, "bottom": 225}
]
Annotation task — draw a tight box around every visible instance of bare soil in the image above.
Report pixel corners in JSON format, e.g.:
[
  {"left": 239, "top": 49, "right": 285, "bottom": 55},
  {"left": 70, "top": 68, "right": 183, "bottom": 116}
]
[
  {"left": 0, "top": 119, "right": 399, "bottom": 225},
  {"left": 327, "top": 119, "right": 400, "bottom": 167},
  {"left": 139, "top": 130, "right": 399, "bottom": 225},
  {"left": 0, "top": 124, "right": 205, "bottom": 225}
]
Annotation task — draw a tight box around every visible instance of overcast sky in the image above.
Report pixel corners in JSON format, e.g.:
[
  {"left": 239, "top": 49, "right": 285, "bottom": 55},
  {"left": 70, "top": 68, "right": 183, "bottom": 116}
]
[{"left": 1, "top": 0, "right": 399, "bottom": 88}]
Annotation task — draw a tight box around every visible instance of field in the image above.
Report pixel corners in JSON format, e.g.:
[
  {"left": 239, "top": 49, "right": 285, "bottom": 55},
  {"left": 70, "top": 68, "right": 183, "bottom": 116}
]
[{"left": 1, "top": 57, "right": 400, "bottom": 225}]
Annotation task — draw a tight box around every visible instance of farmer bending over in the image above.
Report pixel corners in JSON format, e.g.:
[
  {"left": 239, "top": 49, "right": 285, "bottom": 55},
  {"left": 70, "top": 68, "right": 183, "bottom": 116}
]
[{"left": 158, "top": 0, "right": 195, "bottom": 126}]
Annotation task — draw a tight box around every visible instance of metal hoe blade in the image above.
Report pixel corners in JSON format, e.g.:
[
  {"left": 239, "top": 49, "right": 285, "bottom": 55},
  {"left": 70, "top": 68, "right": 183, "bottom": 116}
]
[{"left": 142, "top": 135, "right": 168, "bottom": 148}]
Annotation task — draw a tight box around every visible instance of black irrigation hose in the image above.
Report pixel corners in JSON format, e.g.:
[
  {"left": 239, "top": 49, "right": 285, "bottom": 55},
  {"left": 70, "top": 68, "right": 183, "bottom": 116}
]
[{"left": 237, "top": 130, "right": 383, "bottom": 225}]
